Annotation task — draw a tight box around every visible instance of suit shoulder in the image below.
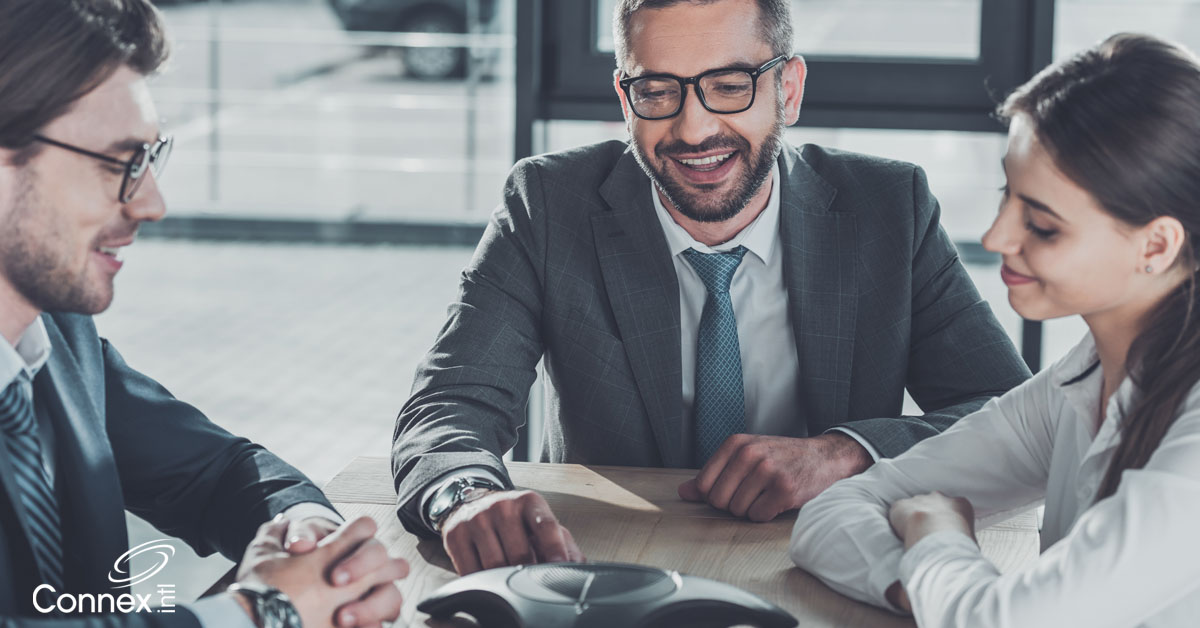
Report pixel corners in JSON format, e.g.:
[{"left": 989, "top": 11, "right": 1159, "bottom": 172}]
[
  {"left": 797, "top": 143, "right": 920, "bottom": 187},
  {"left": 512, "top": 140, "right": 629, "bottom": 189}
]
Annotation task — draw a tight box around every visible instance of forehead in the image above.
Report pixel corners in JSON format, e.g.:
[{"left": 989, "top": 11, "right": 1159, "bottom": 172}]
[
  {"left": 1005, "top": 114, "right": 1108, "bottom": 221},
  {"left": 626, "top": 0, "right": 772, "bottom": 76},
  {"left": 42, "top": 65, "right": 159, "bottom": 148}
]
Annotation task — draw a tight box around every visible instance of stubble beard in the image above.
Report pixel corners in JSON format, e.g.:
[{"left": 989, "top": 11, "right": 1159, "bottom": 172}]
[
  {"left": 0, "top": 167, "right": 114, "bottom": 316},
  {"left": 631, "top": 105, "right": 785, "bottom": 224}
]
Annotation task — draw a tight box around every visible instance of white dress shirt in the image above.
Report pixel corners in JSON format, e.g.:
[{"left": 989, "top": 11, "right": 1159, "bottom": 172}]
[
  {"left": 790, "top": 332, "right": 1200, "bottom": 627},
  {"left": 0, "top": 319, "right": 339, "bottom": 627}
]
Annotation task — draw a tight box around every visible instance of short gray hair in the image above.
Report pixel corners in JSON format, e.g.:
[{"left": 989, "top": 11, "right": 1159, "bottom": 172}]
[{"left": 612, "top": 0, "right": 793, "bottom": 73}]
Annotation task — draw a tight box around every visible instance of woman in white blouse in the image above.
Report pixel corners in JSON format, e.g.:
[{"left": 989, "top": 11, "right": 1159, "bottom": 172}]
[{"left": 790, "top": 33, "right": 1200, "bottom": 628}]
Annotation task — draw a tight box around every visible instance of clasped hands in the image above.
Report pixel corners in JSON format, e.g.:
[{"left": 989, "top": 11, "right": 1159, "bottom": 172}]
[
  {"left": 439, "top": 433, "right": 872, "bottom": 576},
  {"left": 234, "top": 515, "right": 410, "bottom": 628}
]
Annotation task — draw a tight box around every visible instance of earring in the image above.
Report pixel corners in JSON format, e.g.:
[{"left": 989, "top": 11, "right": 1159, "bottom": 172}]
[{"left": 1145, "top": 265, "right": 1154, "bottom": 274}]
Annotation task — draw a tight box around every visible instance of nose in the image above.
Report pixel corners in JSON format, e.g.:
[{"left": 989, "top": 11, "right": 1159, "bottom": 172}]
[
  {"left": 122, "top": 172, "right": 167, "bottom": 223},
  {"left": 671, "top": 84, "right": 722, "bottom": 146},
  {"left": 981, "top": 197, "right": 1022, "bottom": 256}
]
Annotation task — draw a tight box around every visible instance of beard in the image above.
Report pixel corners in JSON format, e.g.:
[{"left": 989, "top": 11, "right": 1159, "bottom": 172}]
[
  {"left": 0, "top": 167, "right": 117, "bottom": 315},
  {"left": 631, "top": 105, "right": 784, "bottom": 224}
]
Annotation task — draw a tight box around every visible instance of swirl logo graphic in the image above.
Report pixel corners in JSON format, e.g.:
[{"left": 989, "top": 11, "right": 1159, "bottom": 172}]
[{"left": 108, "top": 539, "right": 176, "bottom": 589}]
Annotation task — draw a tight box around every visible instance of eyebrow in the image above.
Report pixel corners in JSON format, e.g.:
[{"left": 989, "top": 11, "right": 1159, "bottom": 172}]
[
  {"left": 635, "top": 58, "right": 762, "bottom": 77},
  {"left": 103, "top": 137, "right": 156, "bottom": 155},
  {"left": 1000, "top": 157, "right": 1066, "bottom": 221}
]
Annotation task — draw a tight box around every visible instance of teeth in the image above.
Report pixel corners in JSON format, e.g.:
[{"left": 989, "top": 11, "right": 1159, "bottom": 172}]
[
  {"left": 678, "top": 153, "right": 733, "bottom": 166},
  {"left": 98, "top": 246, "right": 123, "bottom": 261}
]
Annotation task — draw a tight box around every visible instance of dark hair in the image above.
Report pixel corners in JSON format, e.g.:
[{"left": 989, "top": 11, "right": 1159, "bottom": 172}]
[
  {"left": 612, "top": 0, "right": 793, "bottom": 73},
  {"left": 999, "top": 33, "right": 1200, "bottom": 501},
  {"left": 0, "top": 0, "right": 169, "bottom": 163}
]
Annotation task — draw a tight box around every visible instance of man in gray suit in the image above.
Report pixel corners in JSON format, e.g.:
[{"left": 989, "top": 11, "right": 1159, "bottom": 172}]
[{"left": 394, "top": 0, "right": 1030, "bottom": 575}]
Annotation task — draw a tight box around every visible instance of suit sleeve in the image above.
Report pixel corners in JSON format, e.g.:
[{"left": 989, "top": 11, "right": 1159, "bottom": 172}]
[
  {"left": 835, "top": 166, "right": 1031, "bottom": 458},
  {"left": 102, "top": 338, "right": 335, "bottom": 562},
  {"left": 392, "top": 159, "right": 548, "bottom": 538}
]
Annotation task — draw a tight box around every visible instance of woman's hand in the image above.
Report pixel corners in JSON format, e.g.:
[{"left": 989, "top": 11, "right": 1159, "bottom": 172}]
[{"left": 888, "top": 492, "right": 977, "bottom": 550}]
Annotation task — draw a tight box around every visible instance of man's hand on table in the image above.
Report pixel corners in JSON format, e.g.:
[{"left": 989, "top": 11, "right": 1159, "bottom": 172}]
[
  {"left": 441, "top": 489, "right": 585, "bottom": 575},
  {"left": 233, "top": 516, "right": 410, "bottom": 628},
  {"left": 678, "top": 433, "right": 873, "bottom": 521}
]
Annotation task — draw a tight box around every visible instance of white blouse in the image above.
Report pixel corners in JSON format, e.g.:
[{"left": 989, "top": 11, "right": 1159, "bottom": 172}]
[{"left": 790, "top": 333, "right": 1200, "bottom": 627}]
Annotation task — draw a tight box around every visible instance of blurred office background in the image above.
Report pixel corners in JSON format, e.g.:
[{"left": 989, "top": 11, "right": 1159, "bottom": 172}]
[{"left": 103, "top": 0, "right": 1200, "bottom": 598}]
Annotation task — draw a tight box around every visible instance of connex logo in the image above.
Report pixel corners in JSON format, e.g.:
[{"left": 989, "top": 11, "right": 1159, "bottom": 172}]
[
  {"left": 109, "top": 539, "right": 176, "bottom": 588},
  {"left": 33, "top": 539, "right": 178, "bottom": 614}
]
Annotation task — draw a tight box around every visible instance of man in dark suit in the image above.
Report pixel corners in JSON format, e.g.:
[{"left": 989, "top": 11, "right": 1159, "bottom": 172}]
[
  {"left": 0, "top": 1, "right": 408, "bottom": 626},
  {"left": 393, "top": 0, "right": 1031, "bottom": 575}
]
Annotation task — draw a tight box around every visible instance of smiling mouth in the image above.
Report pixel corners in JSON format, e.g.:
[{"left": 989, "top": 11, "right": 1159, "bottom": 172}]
[
  {"left": 675, "top": 151, "right": 735, "bottom": 170},
  {"left": 95, "top": 243, "right": 130, "bottom": 262}
]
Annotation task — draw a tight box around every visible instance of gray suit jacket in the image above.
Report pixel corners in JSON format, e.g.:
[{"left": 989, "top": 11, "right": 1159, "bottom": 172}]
[
  {"left": 393, "top": 140, "right": 1030, "bottom": 537},
  {"left": 0, "top": 313, "right": 335, "bottom": 626}
]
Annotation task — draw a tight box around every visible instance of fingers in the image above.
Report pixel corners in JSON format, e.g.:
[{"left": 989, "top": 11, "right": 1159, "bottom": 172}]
[
  {"left": 320, "top": 516, "right": 379, "bottom": 556},
  {"left": 727, "top": 459, "right": 772, "bottom": 518},
  {"left": 247, "top": 516, "right": 291, "bottom": 558},
  {"left": 706, "top": 449, "right": 763, "bottom": 512},
  {"left": 495, "top": 514, "right": 537, "bottom": 567},
  {"left": 523, "top": 503, "right": 569, "bottom": 564},
  {"left": 329, "top": 538, "right": 389, "bottom": 586},
  {"left": 442, "top": 523, "right": 483, "bottom": 575},
  {"left": 335, "top": 582, "right": 405, "bottom": 628},
  {"left": 677, "top": 478, "right": 703, "bottom": 502},
  {"left": 285, "top": 517, "right": 338, "bottom": 555},
  {"left": 562, "top": 527, "right": 585, "bottom": 563},
  {"left": 692, "top": 435, "right": 744, "bottom": 496}
]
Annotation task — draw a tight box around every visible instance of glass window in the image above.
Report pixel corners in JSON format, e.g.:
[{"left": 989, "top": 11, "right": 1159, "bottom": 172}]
[
  {"left": 595, "top": 0, "right": 982, "bottom": 59},
  {"left": 151, "top": 0, "right": 514, "bottom": 222},
  {"left": 1055, "top": 0, "right": 1200, "bottom": 59}
]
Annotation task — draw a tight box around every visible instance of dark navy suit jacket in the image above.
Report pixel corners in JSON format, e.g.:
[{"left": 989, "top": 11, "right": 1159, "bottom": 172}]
[{"left": 0, "top": 312, "right": 333, "bottom": 626}]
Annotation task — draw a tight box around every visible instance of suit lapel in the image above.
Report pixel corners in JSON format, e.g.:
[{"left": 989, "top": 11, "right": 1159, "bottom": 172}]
[
  {"left": 778, "top": 147, "right": 858, "bottom": 429},
  {"left": 37, "top": 320, "right": 129, "bottom": 594},
  {"left": 594, "top": 150, "right": 687, "bottom": 467}
]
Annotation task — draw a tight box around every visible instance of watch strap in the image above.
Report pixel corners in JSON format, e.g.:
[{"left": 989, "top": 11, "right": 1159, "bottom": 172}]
[{"left": 228, "top": 583, "right": 302, "bottom": 628}]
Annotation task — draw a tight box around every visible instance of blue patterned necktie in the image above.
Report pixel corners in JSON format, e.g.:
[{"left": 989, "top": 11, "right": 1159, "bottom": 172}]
[
  {"left": 683, "top": 246, "right": 748, "bottom": 465},
  {"left": 0, "top": 378, "right": 64, "bottom": 591}
]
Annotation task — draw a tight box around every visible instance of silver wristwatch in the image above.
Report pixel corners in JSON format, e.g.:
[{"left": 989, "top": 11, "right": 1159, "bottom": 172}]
[
  {"left": 428, "top": 476, "right": 502, "bottom": 532},
  {"left": 228, "top": 583, "right": 302, "bottom": 628}
]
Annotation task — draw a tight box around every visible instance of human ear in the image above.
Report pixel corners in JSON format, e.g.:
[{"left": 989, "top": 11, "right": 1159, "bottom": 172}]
[
  {"left": 1139, "top": 215, "right": 1187, "bottom": 274},
  {"left": 781, "top": 55, "right": 807, "bottom": 126},
  {"left": 613, "top": 69, "right": 634, "bottom": 126}
]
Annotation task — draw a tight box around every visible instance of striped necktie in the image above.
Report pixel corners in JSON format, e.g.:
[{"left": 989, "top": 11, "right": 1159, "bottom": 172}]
[
  {"left": 0, "top": 378, "right": 64, "bottom": 591},
  {"left": 683, "top": 246, "right": 749, "bottom": 465}
]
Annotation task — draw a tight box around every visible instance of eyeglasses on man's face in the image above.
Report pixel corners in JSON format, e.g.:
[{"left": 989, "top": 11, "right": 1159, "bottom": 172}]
[
  {"left": 619, "top": 54, "right": 789, "bottom": 121},
  {"left": 31, "top": 134, "right": 174, "bottom": 204}
]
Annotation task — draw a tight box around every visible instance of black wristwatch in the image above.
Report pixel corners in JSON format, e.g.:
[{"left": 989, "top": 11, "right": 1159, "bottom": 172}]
[
  {"left": 228, "top": 583, "right": 302, "bottom": 628},
  {"left": 428, "top": 475, "right": 502, "bottom": 533}
]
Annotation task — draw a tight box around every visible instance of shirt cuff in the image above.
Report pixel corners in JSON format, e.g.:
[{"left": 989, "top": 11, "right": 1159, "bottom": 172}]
[
  {"left": 281, "top": 502, "right": 343, "bottom": 525},
  {"left": 421, "top": 466, "right": 507, "bottom": 531},
  {"left": 898, "top": 529, "right": 982, "bottom": 587},
  {"left": 191, "top": 593, "right": 255, "bottom": 628},
  {"left": 827, "top": 427, "right": 882, "bottom": 462}
]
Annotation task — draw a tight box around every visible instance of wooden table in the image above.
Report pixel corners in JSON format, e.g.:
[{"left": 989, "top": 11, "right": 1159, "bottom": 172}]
[{"left": 323, "top": 456, "right": 1040, "bottom": 627}]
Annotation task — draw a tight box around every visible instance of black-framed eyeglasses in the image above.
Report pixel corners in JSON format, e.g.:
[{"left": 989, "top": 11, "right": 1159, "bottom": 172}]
[
  {"left": 31, "top": 134, "right": 173, "bottom": 203},
  {"left": 619, "top": 54, "right": 789, "bottom": 121}
]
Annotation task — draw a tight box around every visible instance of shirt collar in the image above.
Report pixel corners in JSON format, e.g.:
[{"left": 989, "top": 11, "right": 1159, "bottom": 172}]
[
  {"left": 0, "top": 317, "right": 53, "bottom": 389},
  {"left": 651, "top": 163, "right": 781, "bottom": 264}
]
